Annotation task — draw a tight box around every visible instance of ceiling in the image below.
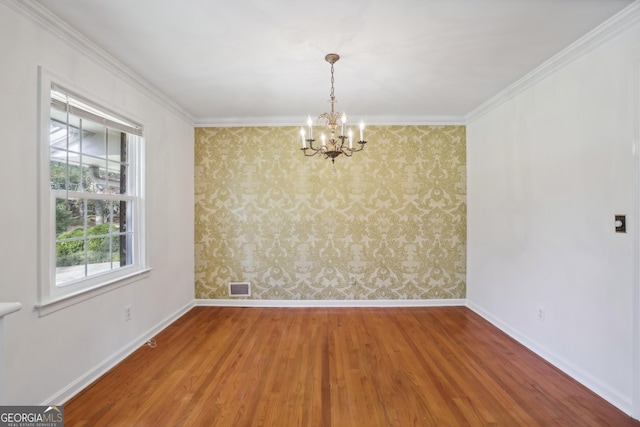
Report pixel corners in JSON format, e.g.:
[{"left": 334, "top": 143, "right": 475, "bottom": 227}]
[{"left": 35, "top": 0, "right": 635, "bottom": 125}]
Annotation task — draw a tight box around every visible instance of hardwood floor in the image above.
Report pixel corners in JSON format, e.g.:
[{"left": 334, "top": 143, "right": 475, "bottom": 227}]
[{"left": 65, "top": 307, "right": 640, "bottom": 426}]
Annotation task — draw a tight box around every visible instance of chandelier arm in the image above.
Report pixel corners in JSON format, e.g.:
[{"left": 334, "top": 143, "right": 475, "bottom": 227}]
[
  {"left": 306, "top": 139, "right": 328, "bottom": 154},
  {"left": 302, "top": 147, "right": 322, "bottom": 157},
  {"left": 340, "top": 141, "right": 367, "bottom": 156},
  {"left": 350, "top": 141, "right": 367, "bottom": 152},
  {"left": 338, "top": 135, "right": 347, "bottom": 150}
]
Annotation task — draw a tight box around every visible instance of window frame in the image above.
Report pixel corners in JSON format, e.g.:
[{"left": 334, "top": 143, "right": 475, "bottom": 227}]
[{"left": 37, "top": 68, "right": 149, "bottom": 316}]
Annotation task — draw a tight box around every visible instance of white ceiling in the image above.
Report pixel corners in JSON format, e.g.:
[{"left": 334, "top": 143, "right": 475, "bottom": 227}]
[{"left": 35, "top": 0, "right": 635, "bottom": 125}]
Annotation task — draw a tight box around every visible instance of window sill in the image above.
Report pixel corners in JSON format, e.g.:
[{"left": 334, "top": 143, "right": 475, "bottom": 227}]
[{"left": 35, "top": 268, "right": 152, "bottom": 317}]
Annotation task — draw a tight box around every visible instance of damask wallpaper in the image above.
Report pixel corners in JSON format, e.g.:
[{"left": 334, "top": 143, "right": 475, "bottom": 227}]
[{"left": 194, "top": 125, "right": 466, "bottom": 300}]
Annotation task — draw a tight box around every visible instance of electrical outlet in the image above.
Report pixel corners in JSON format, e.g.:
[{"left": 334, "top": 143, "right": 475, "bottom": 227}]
[
  {"left": 125, "top": 305, "right": 132, "bottom": 322},
  {"left": 537, "top": 307, "right": 545, "bottom": 322}
]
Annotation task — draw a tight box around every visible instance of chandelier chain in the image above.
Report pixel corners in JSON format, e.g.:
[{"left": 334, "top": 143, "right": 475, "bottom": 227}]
[{"left": 330, "top": 63, "right": 335, "bottom": 101}]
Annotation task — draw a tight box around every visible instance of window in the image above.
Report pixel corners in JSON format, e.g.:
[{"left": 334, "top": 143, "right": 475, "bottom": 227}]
[{"left": 38, "top": 74, "right": 147, "bottom": 314}]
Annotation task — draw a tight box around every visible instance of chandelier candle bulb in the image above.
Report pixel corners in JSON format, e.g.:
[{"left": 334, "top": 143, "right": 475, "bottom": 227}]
[
  {"left": 300, "top": 127, "right": 306, "bottom": 148},
  {"left": 342, "top": 113, "right": 346, "bottom": 136},
  {"left": 349, "top": 129, "right": 353, "bottom": 149},
  {"left": 307, "top": 115, "right": 313, "bottom": 139},
  {"left": 360, "top": 121, "right": 364, "bottom": 141},
  {"left": 321, "top": 133, "right": 326, "bottom": 147}
]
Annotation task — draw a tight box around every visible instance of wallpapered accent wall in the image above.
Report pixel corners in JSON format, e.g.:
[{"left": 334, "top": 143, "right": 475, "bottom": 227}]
[{"left": 195, "top": 125, "right": 466, "bottom": 300}]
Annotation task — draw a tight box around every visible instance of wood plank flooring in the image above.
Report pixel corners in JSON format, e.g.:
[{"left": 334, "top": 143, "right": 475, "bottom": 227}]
[{"left": 65, "top": 307, "right": 640, "bottom": 426}]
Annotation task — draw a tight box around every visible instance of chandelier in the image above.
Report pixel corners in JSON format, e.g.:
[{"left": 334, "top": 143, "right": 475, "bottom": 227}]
[{"left": 300, "top": 53, "right": 366, "bottom": 164}]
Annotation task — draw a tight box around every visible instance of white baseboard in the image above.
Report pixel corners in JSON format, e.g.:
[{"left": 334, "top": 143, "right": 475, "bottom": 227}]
[
  {"left": 44, "top": 300, "right": 195, "bottom": 405},
  {"left": 466, "top": 300, "right": 634, "bottom": 417},
  {"left": 195, "top": 298, "right": 466, "bottom": 308}
]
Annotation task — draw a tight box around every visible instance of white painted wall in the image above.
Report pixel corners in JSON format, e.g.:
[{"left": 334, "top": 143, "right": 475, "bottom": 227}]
[
  {"left": 467, "top": 15, "right": 640, "bottom": 417},
  {"left": 0, "top": 2, "right": 194, "bottom": 404}
]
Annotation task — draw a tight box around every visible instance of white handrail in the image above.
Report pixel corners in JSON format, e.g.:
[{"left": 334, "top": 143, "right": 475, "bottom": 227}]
[{"left": 0, "top": 303, "right": 21, "bottom": 318}]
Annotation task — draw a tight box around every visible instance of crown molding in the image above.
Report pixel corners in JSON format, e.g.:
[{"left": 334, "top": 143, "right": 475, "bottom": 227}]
[
  {"left": 3, "top": 0, "right": 195, "bottom": 125},
  {"left": 195, "top": 115, "right": 466, "bottom": 127},
  {"left": 465, "top": 0, "right": 640, "bottom": 123}
]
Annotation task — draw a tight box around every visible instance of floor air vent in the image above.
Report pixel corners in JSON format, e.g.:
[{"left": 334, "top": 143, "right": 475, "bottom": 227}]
[{"left": 229, "top": 282, "right": 250, "bottom": 297}]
